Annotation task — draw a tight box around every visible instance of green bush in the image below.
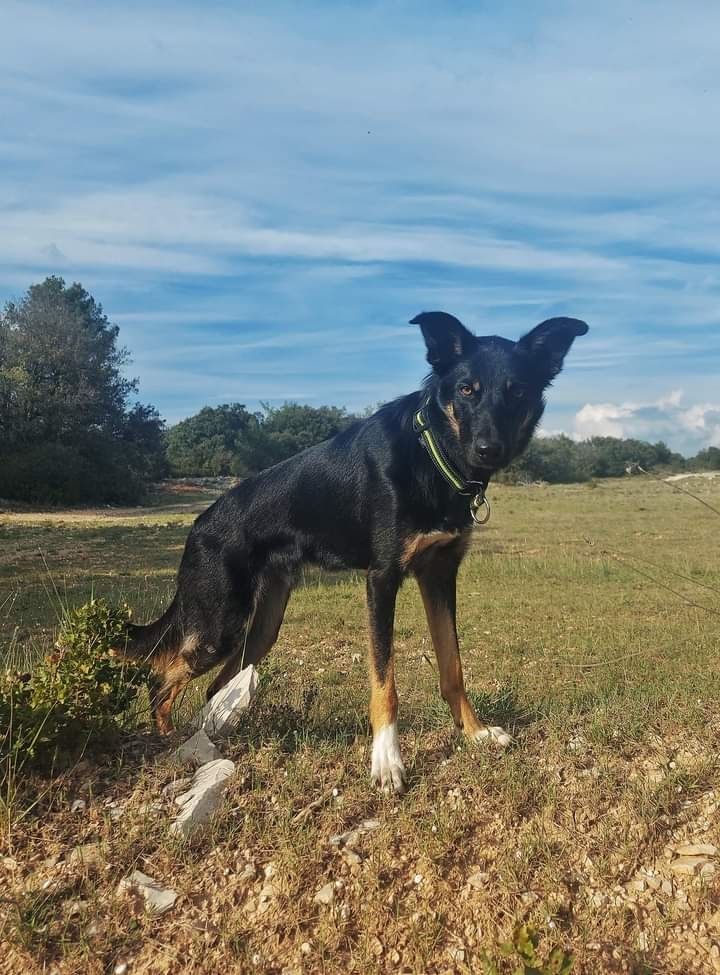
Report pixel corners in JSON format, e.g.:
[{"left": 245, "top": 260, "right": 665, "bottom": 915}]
[{"left": 0, "top": 600, "right": 149, "bottom": 772}]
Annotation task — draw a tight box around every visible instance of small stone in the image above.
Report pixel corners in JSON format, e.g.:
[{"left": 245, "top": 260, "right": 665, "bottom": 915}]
[
  {"left": 118, "top": 870, "right": 178, "bottom": 916},
  {"left": 341, "top": 848, "right": 362, "bottom": 866},
  {"left": 467, "top": 869, "right": 487, "bottom": 890},
  {"left": 300, "top": 943, "right": 312, "bottom": 956},
  {"left": 670, "top": 855, "right": 710, "bottom": 876},
  {"left": 625, "top": 879, "right": 647, "bottom": 894},
  {"left": 173, "top": 730, "right": 221, "bottom": 766},
  {"left": 68, "top": 843, "right": 103, "bottom": 871},
  {"left": 70, "top": 799, "right": 86, "bottom": 813},
  {"left": 371, "top": 937, "right": 384, "bottom": 957},
  {"left": 314, "top": 882, "right": 335, "bottom": 906},
  {"left": 674, "top": 842, "right": 717, "bottom": 857},
  {"left": 114, "top": 964, "right": 128, "bottom": 975}
]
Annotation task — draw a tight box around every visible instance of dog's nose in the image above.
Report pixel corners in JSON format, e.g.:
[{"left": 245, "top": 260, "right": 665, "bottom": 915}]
[{"left": 476, "top": 442, "right": 504, "bottom": 465}]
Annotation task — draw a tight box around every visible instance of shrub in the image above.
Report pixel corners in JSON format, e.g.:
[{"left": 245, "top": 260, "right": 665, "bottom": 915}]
[{"left": 0, "top": 600, "right": 149, "bottom": 772}]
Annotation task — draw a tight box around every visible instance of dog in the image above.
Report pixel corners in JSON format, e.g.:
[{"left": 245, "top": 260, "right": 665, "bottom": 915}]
[{"left": 126, "top": 311, "right": 587, "bottom": 793}]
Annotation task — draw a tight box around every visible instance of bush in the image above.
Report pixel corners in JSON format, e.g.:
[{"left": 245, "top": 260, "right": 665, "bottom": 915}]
[{"left": 0, "top": 600, "right": 149, "bottom": 772}]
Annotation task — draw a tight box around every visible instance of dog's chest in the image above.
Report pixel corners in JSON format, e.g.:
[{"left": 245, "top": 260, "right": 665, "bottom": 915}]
[{"left": 400, "top": 529, "right": 462, "bottom": 568}]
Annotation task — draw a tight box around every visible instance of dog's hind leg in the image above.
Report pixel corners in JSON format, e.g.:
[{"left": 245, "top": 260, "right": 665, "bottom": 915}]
[
  {"left": 366, "top": 567, "right": 406, "bottom": 794},
  {"left": 204, "top": 571, "right": 292, "bottom": 701},
  {"left": 415, "top": 547, "right": 512, "bottom": 749}
]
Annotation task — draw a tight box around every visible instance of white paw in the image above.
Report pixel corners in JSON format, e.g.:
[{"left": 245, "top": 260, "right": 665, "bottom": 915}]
[
  {"left": 472, "top": 725, "right": 513, "bottom": 749},
  {"left": 370, "top": 723, "right": 407, "bottom": 795}
]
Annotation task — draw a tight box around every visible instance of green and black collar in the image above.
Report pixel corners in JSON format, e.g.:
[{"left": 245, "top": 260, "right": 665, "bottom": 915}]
[{"left": 412, "top": 401, "right": 491, "bottom": 525}]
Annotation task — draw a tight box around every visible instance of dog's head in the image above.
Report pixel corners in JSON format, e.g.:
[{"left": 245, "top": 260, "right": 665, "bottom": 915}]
[{"left": 412, "top": 311, "right": 588, "bottom": 478}]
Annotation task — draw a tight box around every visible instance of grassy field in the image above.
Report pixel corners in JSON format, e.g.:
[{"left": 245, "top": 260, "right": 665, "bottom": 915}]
[{"left": 2, "top": 476, "right": 720, "bottom": 974}]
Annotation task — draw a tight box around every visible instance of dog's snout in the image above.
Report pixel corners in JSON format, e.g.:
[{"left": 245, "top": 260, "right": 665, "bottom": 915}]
[{"left": 475, "top": 441, "right": 504, "bottom": 465}]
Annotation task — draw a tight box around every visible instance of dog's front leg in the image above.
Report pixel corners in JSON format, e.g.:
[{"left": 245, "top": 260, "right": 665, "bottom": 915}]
[
  {"left": 366, "top": 567, "right": 406, "bottom": 794},
  {"left": 415, "top": 552, "right": 512, "bottom": 749}
]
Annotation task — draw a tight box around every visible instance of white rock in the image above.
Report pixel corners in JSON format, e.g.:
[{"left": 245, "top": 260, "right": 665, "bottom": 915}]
[
  {"left": 674, "top": 842, "right": 717, "bottom": 857},
  {"left": 670, "top": 854, "right": 711, "bottom": 876},
  {"left": 70, "top": 799, "right": 87, "bottom": 813},
  {"left": 174, "top": 730, "right": 221, "bottom": 766},
  {"left": 170, "top": 759, "right": 236, "bottom": 839},
  {"left": 195, "top": 666, "right": 258, "bottom": 737},
  {"left": 314, "top": 882, "right": 335, "bottom": 905},
  {"left": 118, "top": 870, "right": 178, "bottom": 915}
]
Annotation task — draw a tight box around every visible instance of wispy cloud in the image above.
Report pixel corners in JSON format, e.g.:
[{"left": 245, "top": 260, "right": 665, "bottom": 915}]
[{"left": 1, "top": 0, "right": 719, "bottom": 441}]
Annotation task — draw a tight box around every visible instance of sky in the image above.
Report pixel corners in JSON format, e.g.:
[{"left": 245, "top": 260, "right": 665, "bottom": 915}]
[{"left": 2, "top": 0, "right": 719, "bottom": 455}]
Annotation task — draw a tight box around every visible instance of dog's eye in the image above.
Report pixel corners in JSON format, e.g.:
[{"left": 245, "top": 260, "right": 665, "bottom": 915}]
[
  {"left": 508, "top": 382, "right": 528, "bottom": 400},
  {"left": 458, "top": 383, "right": 474, "bottom": 397}
]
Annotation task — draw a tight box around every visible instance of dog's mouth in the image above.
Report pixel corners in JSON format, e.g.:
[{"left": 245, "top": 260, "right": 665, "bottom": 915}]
[{"left": 469, "top": 451, "right": 506, "bottom": 478}]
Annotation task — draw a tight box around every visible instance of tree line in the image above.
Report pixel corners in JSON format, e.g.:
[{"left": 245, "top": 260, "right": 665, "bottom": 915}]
[{"left": 1, "top": 277, "right": 717, "bottom": 505}]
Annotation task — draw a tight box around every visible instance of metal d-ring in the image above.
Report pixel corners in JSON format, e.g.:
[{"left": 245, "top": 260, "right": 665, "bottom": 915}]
[{"left": 470, "top": 492, "right": 491, "bottom": 526}]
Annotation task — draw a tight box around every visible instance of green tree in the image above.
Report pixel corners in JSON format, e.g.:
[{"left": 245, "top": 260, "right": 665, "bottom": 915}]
[
  {"left": 690, "top": 445, "right": 720, "bottom": 470},
  {"left": 0, "top": 276, "right": 164, "bottom": 504},
  {"left": 165, "top": 403, "right": 260, "bottom": 477},
  {"left": 259, "top": 402, "right": 354, "bottom": 466}
]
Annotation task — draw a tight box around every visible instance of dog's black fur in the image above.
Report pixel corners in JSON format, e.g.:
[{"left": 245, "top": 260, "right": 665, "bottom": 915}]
[{"left": 127, "top": 311, "right": 587, "bottom": 791}]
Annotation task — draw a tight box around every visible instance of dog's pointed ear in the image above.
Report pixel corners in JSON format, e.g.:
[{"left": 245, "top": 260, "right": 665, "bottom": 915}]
[
  {"left": 410, "top": 311, "right": 477, "bottom": 373},
  {"left": 516, "top": 316, "right": 588, "bottom": 381}
]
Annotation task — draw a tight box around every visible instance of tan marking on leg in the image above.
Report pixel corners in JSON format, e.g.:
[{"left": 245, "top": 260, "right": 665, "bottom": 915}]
[
  {"left": 400, "top": 530, "right": 460, "bottom": 570},
  {"left": 369, "top": 658, "right": 398, "bottom": 734},
  {"left": 417, "top": 583, "right": 484, "bottom": 737},
  {"left": 150, "top": 635, "right": 197, "bottom": 734}
]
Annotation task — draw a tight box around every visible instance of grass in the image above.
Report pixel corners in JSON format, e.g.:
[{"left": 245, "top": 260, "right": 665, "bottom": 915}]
[{"left": 1, "top": 475, "right": 720, "bottom": 973}]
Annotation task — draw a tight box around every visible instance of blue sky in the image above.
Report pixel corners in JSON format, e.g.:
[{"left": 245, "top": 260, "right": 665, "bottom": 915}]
[{"left": 2, "top": 0, "right": 719, "bottom": 454}]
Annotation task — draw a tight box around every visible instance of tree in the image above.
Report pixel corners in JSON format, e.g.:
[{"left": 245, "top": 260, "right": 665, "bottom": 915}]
[
  {"left": 164, "top": 401, "right": 357, "bottom": 477},
  {"left": 165, "top": 404, "right": 260, "bottom": 477},
  {"left": 258, "top": 403, "right": 354, "bottom": 466},
  {"left": 0, "top": 277, "right": 164, "bottom": 504}
]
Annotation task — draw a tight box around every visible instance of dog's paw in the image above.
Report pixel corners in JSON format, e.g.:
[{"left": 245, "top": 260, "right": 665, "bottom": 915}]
[
  {"left": 370, "top": 724, "right": 407, "bottom": 795},
  {"left": 472, "top": 725, "right": 513, "bottom": 749}
]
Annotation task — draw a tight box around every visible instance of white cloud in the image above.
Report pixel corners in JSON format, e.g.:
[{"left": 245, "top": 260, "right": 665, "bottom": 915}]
[{"left": 573, "top": 391, "right": 720, "bottom": 454}]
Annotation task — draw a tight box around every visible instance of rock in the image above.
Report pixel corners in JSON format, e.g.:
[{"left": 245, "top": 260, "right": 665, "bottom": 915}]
[
  {"left": 670, "top": 855, "right": 711, "bottom": 876},
  {"left": 341, "top": 847, "right": 363, "bottom": 866},
  {"left": 174, "top": 730, "right": 221, "bottom": 766},
  {"left": 195, "top": 666, "right": 258, "bottom": 737},
  {"left": 329, "top": 818, "right": 381, "bottom": 847},
  {"left": 67, "top": 843, "right": 103, "bottom": 871},
  {"left": 170, "top": 759, "right": 236, "bottom": 839},
  {"left": 314, "top": 882, "right": 335, "bottom": 906},
  {"left": 467, "top": 869, "right": 487, "bottom": 890},
  {"left": 70, "top": 799, "right": 87, "bottom": 813},
  {"left": 674, "top": 842, "right": 717, "bottom": 857},
  {"left": 118, "top": 870, "right": 178, "bottom": 916}
]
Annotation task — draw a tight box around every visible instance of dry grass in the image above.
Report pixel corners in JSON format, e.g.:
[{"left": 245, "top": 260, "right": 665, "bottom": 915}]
[{"left": 2, "top": 476, "right": 720, "bottom": 973}]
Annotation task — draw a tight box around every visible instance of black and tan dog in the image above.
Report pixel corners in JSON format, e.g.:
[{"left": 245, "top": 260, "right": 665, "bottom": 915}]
[{"left": 127, "top": 311, "right": 587, "bottom": 793}]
